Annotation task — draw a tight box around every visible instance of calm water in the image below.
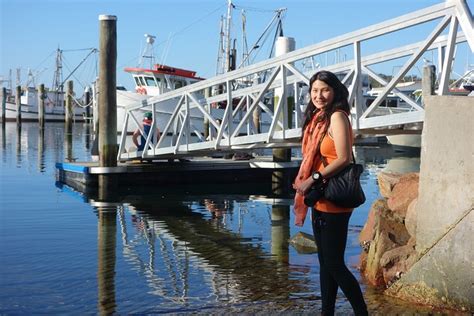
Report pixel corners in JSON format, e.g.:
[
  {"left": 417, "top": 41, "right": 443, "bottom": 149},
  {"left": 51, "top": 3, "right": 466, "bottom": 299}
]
[{"left": 1, "top": 122, "right": 457, "bottom": 315}]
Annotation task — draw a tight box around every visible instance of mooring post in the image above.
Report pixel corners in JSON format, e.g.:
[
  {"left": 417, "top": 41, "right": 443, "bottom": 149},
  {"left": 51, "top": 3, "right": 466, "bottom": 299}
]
[
  {"left": 422, "top": 65, "right": 436, "bottom": 99},
  {"left": 98, "top": 14, "right": 118, "bottom": 189},
  {"left": 15, "top": 85, "right": 21, "bottom": 124},
  {"left": 84, "top": 87, "right": 91, "bottom": 120},
  {"left": 38, "top": 84, "right": 45, "bottom": 128},
  {"left": 65, "top": 80, "right": 73, "bottom": 130},
  {"left": 272, "top": 37, "right": 295, "bottom": 194},
  {"left": 1, "top": 87, "right": 6, "bottom": 124}
]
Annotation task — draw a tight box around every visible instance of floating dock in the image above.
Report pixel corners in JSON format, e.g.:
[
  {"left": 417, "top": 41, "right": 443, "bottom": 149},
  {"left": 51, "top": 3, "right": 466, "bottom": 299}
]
[{"left": 56, "top": 156, "right": 301, "bottom": 194}]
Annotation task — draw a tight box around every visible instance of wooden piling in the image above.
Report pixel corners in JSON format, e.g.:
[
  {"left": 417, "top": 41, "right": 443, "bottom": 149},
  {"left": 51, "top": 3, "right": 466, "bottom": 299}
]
[
  {"left": 98, "top": 14, "right": 118, "bottom": 190},
  {"left": 84, "top": 88, "right": 91, "bottom": 120},
  {"left": 1, "top": 87, "right": 6, "bottom": 124},
  {"left": 98, "top": 15, "right": 117, "bottom": 169},
  {"left": 65, "top": 80, "right": 73, "bottom": 129},
  {"left": 38, "top": 84, "right": 45, "bottom": 127},
  {"left": 422, "top": 65, "right": 436, "bottom": 99},
  {"left": 15, "top": 85, "right": 21, "bottom": 123}
]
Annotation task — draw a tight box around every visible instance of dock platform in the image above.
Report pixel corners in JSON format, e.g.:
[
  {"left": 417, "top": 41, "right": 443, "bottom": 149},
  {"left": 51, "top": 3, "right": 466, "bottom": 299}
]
[{"left": 56, "top": 157, "right": 301, "bottom": 194}]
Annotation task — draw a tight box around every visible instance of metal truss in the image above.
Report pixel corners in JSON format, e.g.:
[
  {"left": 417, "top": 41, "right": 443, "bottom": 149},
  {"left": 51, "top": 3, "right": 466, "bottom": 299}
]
[{"left": 118, "top": 0, "right": 473, "bottom": 161}]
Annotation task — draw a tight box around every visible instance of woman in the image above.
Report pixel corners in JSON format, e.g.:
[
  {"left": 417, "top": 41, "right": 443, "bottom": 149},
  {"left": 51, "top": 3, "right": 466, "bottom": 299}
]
[{"left": 292, "top": 71, "right": 368, "bottom": 315}]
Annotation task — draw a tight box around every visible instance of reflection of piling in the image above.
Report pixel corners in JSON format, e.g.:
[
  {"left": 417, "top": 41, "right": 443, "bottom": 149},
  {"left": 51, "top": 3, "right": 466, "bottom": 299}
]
[
  {"left": 271, "top": 205, "right": 290, "bottom": 263},
  {"left": 65, "top": 80, "right": 73, "bottom": 130},
  {"left": 38, "top": 84, "right": 45, "bottom": 128},
  {"left": 15, "top": 85, "right": 21, "bottom": 124},
  {"left": 16, "top": 124, "right": 21, "bottom": 163},
  {"left": 38, "top": 127, "right": 45, "bottom": 172},
  {"left": 98, "top": 15, "right": 118, "bottom": 191},
  {"left": 97, "top": 209, "right": 117, "bottom": 315},
  {"left": 1, "top": 87, "right": 6, "bottom": 124}
]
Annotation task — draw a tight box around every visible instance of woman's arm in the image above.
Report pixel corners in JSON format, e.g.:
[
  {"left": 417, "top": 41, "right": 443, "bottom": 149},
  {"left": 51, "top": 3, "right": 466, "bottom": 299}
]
[{"left": 320, "top": 111, "right": 352, "bottom": 178}]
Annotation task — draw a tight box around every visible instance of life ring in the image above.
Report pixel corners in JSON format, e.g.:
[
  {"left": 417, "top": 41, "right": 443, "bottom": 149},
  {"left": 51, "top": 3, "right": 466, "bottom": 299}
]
[{"left": 136, "top": 86, "right": 147, "bottom": 95}]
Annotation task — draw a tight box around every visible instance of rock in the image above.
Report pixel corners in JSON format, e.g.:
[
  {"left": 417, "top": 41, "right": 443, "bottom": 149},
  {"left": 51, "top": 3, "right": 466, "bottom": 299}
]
[
  {"left": 387, "top": 173, "right": 419, "bottom": 218},
  {"left": 380, "top": 237, "right": 418, "bottom": 286},
  {"left": 289, "top": 231, "right": 318, "bottom": 254},
  {"left": 359, "top": 199, "right": 387, "bottom": 245},
  {"left": 363, "top": 201, "right": 411, "bottom": 287},
  {"left": 405, "top": 198, "right": 418, "bottom": 238},
  {"left": 377, "top": 172, "right": 402, "bottom": 198}
]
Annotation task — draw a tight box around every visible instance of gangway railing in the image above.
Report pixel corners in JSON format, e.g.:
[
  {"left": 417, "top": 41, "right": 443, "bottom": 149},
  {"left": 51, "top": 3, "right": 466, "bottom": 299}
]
[{"left": 118, "top": 0, "right": 473, "bottom": 161}]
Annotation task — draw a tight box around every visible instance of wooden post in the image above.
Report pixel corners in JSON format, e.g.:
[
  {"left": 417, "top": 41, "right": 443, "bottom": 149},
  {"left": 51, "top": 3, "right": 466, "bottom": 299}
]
[
  {"left": 65, "top": 80, "right": 73, "bottom": 129},
  {"left": 272, "top": 37, "right": 295, "bottom": 194},
  {"left": 422, "top": 65, "right": 436, "bottom": 100},
  {"left": 1, "top": 87, "right": 6, "bottom": 123},
  {"left": 38, "top": 84, "right": 45, "bottom": 127},
  {"left": 84, "top": 88, "right": 91, "bottom": 120},
  {"left": 15, "top": 85, "right": 21, "bottom": 124},
  {"left": 98, "top": 14, "right": 117, "bottom": 169}
]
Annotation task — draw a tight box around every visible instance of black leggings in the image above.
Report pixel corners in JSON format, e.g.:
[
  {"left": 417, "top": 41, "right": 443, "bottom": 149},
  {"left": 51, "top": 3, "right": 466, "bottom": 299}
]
[{"left": 312, "top": 209, "right": 368, "bottom": 316}]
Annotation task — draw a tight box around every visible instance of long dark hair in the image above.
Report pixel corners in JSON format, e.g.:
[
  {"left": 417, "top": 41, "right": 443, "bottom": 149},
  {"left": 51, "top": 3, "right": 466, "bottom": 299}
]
[{"left": 301, "top": 70, "right": 350, "bottom": 134}]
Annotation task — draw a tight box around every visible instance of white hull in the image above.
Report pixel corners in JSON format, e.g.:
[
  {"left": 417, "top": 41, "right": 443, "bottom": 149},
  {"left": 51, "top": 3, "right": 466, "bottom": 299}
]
[
  {"left": 386, "top": 134, "right": 421, "bottom": 148},
  {"left": 3, "top": 101, "right": 86, "bottom": 122}
]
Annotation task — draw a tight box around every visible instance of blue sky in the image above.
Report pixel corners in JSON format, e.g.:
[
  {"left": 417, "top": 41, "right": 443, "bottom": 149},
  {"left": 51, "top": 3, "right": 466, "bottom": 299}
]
[{"left": 1, "top": 0, "right": 473, "bottom": 93}]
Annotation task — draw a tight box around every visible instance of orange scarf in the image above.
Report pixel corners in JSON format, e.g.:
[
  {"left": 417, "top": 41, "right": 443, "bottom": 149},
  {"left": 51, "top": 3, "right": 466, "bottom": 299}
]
[{"left": 293, "top": 111, "right": 328, "bottom": 226}]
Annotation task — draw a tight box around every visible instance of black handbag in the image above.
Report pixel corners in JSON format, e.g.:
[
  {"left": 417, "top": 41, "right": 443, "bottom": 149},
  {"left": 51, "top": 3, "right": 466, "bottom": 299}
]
[{"left": 320, "top": 154, "right": 366, "bottom": 208}]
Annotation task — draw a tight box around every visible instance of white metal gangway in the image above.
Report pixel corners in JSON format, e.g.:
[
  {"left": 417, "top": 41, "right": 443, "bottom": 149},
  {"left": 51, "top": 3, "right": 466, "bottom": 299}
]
[{"left": 118, "top": 0, "right": 473, "bottom": 161}]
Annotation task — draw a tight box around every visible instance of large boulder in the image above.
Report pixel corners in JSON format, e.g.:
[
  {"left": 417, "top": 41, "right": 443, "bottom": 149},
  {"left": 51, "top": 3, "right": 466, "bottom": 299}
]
[
  {"left": 362, "top": 199, "right": 410, "bottom": 287},
  {"left": 387, "top": 173, "right": 419, "bottom": 217},
  {"left": 359, "top": 199, "right": 385, "bottom": 245},
  {"left": 377, "top": 172, "right": 402, "bottom": 198}
]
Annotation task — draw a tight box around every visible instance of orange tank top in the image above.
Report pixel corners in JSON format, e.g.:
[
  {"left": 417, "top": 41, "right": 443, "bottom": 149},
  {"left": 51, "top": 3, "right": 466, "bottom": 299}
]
[{"left": 313, "top": 126, "right": 354, "bottom": 213}]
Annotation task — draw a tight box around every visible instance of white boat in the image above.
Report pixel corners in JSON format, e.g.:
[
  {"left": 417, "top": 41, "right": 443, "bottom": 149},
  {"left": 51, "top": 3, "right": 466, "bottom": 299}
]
[
  {"left": 3, "top": 86, "right": 86, "bottom": 122},
  {"left": 1, "top": 48, "right": 96, "bottom": 123},
  {"left": 116, "top": 4, "right": 286, "bottom": 135},
  {"left": 116, "top": 50, "right": 206, "bottom": 133}
]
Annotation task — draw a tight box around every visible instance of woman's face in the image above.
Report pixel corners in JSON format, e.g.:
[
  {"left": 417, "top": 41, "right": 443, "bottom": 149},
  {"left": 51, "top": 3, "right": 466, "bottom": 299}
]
[{"left": 310, "top": 79, "right": 334, "bottom": 110}]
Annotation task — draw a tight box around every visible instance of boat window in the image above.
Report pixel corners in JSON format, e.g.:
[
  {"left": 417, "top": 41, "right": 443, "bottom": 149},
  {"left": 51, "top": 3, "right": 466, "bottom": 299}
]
[
  {"left": 144, "top": 76, "right": 157, "bottom": 87},
  {"left": 134, "top": 77, "right": 141, "bottom": 86},
  {"left": 139, "top": 77, "right": 146, "bottom": 86},
  {"left": 175, "top": 80, "right": 186, "bottom": 89}
]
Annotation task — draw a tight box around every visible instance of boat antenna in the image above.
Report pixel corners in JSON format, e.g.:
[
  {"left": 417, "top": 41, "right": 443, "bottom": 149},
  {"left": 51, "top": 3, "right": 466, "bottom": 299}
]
[{"left": 139, "top": 34, "right": 156, "bottom": 68}]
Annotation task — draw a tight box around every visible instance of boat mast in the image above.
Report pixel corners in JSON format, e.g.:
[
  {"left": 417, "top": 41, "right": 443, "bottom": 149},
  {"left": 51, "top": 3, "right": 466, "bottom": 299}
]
[
  {"left": 139, "top": 34, "right": 156, "bottom": 69},
  {"left": 216, "top": 0, "right": 235, "bottom": 75},
  {"left": 52, "top": 48, "right": 64, "bottom": 106}
]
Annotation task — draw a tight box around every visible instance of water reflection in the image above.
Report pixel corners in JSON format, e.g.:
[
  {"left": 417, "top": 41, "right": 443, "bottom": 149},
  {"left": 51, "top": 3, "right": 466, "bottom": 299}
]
[
  {"left": 113, "top": 194, "right": 304, "bottom": 306},
  {"left": 37, "top": 127, "right": 45, "bottom": 172},
  {"left": 16, "top": 124, "right": 21, "bottom": 166}
]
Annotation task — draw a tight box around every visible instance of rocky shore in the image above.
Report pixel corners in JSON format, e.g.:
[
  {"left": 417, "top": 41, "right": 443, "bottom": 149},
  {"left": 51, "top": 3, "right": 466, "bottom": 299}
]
[{"left": 359, "top": 171, "right": 419, "bottom": 289}]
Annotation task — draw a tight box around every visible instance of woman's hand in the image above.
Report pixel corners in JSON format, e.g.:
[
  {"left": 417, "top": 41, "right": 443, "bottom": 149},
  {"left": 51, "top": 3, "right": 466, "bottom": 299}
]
[{"left": 293, "top": 177, "right": 314, "bottom": 195}]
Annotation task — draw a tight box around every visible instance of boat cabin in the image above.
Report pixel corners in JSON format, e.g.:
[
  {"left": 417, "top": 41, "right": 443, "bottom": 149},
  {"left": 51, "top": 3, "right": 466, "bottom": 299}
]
[{"left": 124, "top": 64, "right": 205, "bottom": 96}]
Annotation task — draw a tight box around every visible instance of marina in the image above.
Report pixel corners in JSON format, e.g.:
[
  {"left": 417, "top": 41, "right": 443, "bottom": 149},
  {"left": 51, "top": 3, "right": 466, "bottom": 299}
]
[
  {"left": 1, "top": 121, "right": 439, "bottom": 314},
  {"left": 1, "top": 0, "right": 473, "bottom": 314}
]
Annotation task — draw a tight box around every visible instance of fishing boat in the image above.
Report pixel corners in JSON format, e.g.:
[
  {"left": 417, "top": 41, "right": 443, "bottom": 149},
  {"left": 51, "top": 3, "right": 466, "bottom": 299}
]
[
  {"left": 115, "top": 2, "right": 287, "bottom": 135},
  {"left": 1, "top": 48, "right": 96, "bottom": 123},
  {"left": 116, "top": 34, "right": 206, "bottom": 133}
]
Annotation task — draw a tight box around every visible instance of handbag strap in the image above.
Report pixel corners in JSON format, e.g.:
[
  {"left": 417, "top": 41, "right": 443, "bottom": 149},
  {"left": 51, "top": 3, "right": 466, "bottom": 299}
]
[{"left": 318, "top": 113, "right": 356, "bottom": 167}]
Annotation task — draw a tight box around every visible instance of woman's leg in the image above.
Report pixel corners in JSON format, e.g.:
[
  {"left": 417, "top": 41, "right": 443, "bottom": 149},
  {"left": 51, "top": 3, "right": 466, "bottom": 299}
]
[
  {"left": 312, "top": 209, "right": 338, "bottom": 314},
  {"left": 313, "top": 210, "right": 368, "bottom": 316}
]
